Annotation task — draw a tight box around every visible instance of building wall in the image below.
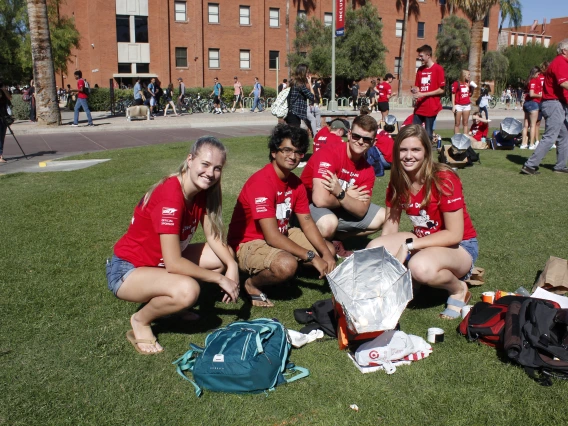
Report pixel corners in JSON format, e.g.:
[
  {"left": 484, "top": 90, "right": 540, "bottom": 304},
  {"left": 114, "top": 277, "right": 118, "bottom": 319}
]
[
  {"left": 58, "top": 0, "right": 500, "bottom": 95},
  {"left": 501, "top": 17, "right": 568, "bottom": 49}
]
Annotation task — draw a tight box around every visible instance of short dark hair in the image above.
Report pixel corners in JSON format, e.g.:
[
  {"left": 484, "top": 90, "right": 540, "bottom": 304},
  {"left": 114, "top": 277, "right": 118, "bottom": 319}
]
[
  {"left": 74, "top": 70, "right": 83, "bottom": 78},
  {"left": 283, "top": 78, "right": 287, "bottom": 83},
  {"left": 417, "top": 45, "right": 433, "bottom": 56},
  {"left": 352, "top": 114, "right": 378, "bottom": 137},
  {"left": 385, "top": 73, "right": 394, "bottom": 80},
  {"left": 267, "top": 124, "right": 309, "bottom": 161}
]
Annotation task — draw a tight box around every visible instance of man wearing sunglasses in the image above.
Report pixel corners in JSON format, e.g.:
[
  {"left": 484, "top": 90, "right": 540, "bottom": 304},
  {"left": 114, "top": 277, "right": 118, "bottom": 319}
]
[
  {"left": 228, "top": 124, "right": 336, "bottom": 307},
  {"left": 300, "top": 115, "right": 386, "bottom": 257}
]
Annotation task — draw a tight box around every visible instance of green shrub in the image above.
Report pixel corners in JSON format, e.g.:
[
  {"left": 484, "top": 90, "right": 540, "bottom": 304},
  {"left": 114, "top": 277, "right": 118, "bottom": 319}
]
[{"left": 10, "top": 95, "right": 30, "bottom": 120}]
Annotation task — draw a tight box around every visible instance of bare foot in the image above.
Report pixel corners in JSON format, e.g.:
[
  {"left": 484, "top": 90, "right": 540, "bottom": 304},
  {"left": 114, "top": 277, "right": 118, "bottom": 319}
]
[
  {"left": 244, "top": 278, "right": 274, "bottom": 308},
  {"left": 130, "top": 314, "right": 163, "bottom": 353}
]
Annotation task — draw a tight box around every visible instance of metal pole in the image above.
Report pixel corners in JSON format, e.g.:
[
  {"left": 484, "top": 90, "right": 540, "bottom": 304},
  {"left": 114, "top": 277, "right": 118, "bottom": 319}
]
[
  {"left": 276, "top": 56, "right": 279, "bottom": 94},
  {"left": 328, "top": 0, "right": 338, "bottom": 111}
]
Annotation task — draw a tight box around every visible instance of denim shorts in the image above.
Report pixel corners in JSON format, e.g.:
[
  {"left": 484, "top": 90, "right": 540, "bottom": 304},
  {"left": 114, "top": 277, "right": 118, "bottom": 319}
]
[
  {"left": 106, "top": 255, "right": 136, "bottom": 297},
  {"left": 459, "top": 238, "right": 479, "bottom": 281},
  {"left": 523, "top": 101, "right": 539, "bottom": 113}
]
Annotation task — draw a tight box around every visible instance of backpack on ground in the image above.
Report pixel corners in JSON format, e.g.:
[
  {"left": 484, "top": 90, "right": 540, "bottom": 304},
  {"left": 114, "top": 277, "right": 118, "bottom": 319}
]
[
  {"left": 271, "top": 87, "right": 291, "bottom": 119},
  {"left": 504, "top": 298, "right": 568, "bottom": 386},
  {"left": 173, "top": 318, "right": 309, "bottom": 396},
  {"left": 294, "top": 298, "right": 338, "bottom": 338},
  {"left": 22, "top": 89, "right": 31, "bottom": 102}
]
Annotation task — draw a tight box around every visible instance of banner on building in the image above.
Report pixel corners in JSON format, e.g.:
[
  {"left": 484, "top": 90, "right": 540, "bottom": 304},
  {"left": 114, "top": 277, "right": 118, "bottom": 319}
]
[{"left": 336, "top": 0, "right": 345, "bottom": 37}]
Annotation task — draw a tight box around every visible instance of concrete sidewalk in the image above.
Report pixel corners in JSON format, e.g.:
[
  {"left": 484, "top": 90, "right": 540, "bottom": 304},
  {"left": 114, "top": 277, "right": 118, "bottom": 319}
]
[{"left": 1, "top": 106, "right": 525, "bottom": 175}]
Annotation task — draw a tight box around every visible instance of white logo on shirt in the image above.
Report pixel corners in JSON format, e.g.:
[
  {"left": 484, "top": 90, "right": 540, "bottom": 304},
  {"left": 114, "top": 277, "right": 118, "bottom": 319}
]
[
  {"left": 255, "top": 197, "right": 268, "bottom": 204},
  {"left": 319, "top": 162, "right": 331, "bottom": 168},
  {"left": 162, "top": 207, "right": 177, "bottom": 216}
]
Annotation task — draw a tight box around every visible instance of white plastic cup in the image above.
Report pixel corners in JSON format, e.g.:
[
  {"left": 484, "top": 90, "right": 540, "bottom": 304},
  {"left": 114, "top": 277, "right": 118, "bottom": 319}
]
[
  {"left": 427, "top": 327, "right": 445, "bottom": 344},
  {"left": 469, "top": 81, "right": 477, "bottom": 88},
  {"left": 461, "top": 305, "right": 473, "bottom": 319}
]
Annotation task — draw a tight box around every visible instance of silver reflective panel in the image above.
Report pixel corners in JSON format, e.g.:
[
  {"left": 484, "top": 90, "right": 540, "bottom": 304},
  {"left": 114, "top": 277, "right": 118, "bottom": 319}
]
[
  {"left": 327, "top": 246, "right": 413, "bottom": 334},
  {"left": 450, "top": 133, "right": 471, "bottom": 152}
]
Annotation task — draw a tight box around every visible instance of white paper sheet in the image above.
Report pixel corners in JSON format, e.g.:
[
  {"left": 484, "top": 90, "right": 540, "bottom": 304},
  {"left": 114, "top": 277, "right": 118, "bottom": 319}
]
[{"left": 531, "top": 287, "right": 568, "bottom": 309}]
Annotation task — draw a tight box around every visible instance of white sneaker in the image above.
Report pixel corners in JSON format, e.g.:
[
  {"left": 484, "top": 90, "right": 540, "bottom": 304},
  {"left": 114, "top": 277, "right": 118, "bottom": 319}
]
[
  {"left": 520, "top": 145, "right": 528, "bottom": 149},
  {"left": 529, "top": 145, "right": 537, "bottom": 150},
  {"left": 231, "top": 108, "right": 235, "bottom": 112},
  {"left": 551, "top": 144, "right": 556, "bottom": 150}
]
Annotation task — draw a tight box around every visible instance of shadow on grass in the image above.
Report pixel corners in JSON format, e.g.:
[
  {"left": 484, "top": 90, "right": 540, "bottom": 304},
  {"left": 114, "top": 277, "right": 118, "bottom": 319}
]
[
  {"left": 506, "top": 154, "right": 527, "bottom": 166},
  {"left": 407, "top": 286, "right": 449, "bottom": 310}
]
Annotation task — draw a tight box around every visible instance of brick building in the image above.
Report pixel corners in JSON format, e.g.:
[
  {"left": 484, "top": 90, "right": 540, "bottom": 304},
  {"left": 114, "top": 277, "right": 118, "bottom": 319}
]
[
  {"left": 58, "top": 0, "right": 500, "bottom": 95},
  {"left": 499, "top": 17, "right": 568, "bottom": 50}
]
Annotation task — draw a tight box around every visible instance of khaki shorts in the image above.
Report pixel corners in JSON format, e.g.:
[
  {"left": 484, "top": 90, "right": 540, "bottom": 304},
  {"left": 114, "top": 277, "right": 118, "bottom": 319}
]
[{"left": 236, "top": 228, "right": 316, "bottom": 275}]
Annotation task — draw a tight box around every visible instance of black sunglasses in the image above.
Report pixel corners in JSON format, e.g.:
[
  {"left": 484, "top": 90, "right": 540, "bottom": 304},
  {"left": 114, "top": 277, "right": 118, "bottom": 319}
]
[{"left": 350, "top": 131, "right": 374, "bottom": 145}]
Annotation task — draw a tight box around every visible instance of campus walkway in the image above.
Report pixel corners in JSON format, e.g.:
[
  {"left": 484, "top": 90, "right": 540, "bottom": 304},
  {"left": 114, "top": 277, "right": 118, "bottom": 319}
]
[{"left": 0, "top": 106, "right": 524, "bottom": 175}]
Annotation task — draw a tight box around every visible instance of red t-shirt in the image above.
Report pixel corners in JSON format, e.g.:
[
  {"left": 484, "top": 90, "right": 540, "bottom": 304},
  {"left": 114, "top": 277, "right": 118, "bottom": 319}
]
[
  {"left": 300, "top": 144, "right": 376, "bottom": 202},
  {"left": 402, "top": 114, "right": 415, "bottom": 127},
  {"left": 313, "top": 127, "right": 343, "bottom": 152},
  {"left": 114, "top": 177, "right": 206, "bottom": 267},
  {"left": 227, "top": 163, "right": 310, "bottom": 250},
  {"left": 377, "top": 82, "right": 392, "bottom": 103},
  {"left": 451, "top": 81, "right": 471, "bottom": 105},
  {"left": 414, "top": 63, "right": 445, "bottom": 116},
  {"left": 385, "top": 171, "right": 476, "bottom": 240},
  {"left": 374, "top": 130, "right": 394, "bottom": 163},
  {"left": 77, "top": 79, "right": 88, "bottom": 99},
  {"left": 542, "top": 55, "right": 568, "bottom": 103},
  {"left": 469, "top": 121, "right": 488, "bottom": 141},
  {"left": 525, "top": 78, "right": 543, "bottom": 103}
]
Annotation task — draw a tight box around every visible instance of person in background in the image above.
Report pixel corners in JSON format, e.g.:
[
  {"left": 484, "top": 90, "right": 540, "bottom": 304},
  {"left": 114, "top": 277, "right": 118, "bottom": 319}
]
[
  {"left": 107, "top": 137, "right": 239, "bottom": 354},
  {"left": 29, "top": 79, "right": 36, "bottom": 122},
  {"left": 211, "top": 77, "right": 223, "bottom": 115},
  {"left": 313, "top": 119, "right": 348, "bottom": 153},
  {"left": 350, "top": 80, "right": 360, "bottom": 111},
  {"left": 284, "top": 64, "right": 314, "bottom": 128},
  {"left": 249, "top": 77, "right": 264, "bottom": 113},
  {"left": 176, "top": 77, "right": 186, "bottom": 110},
  {"left": 70, "top": 70, "right": 93, "bottom": 127},
  {"left": 0, "top": 81, "right": 12, "bottom": 163},
  {"left": 478, "top": 84, "right": 491, "bottom": 120},
  {"left": 520, "top": 67, "right": 543, "bottom": 150},
  {"left": 232, "top": 76, "right": 244, "bottom": 113},
  {"left": 278, "top": 78, "right": 288, "bottom": 93},
  {"left": 467, "top": 113, "right": 490, "bottom": 149},
  {"left": 163, "top": 83, "right": 180, "bottom": 116},
  {"left": 367, "top": 124, "right": 478, "bottom": 320},
  {"left": 133, "top": 77, "right": 143, "bottom": 106},
  {"left": 451, "top": 70, "right": 472, "bottom": 135},
  {"left": 147, "top": 78, "right": 157, "bottom": 117},
  {"left": 376, "top": 74, "right": 396, "bottom": 122},
  {"left": 534, "top": 61, "right": 550, "bottom": 149}
]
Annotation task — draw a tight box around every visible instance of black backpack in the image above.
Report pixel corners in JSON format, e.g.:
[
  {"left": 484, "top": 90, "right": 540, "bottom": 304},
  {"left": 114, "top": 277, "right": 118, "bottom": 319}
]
[
  {"left": 504, "top": 298, "right": 568, "bottom": 386},
  {"left": 259, "top": 84, "right": 265, "bottom": 97}
]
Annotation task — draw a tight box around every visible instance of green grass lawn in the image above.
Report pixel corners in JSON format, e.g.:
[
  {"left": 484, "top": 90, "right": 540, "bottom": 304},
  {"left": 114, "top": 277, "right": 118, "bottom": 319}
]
[{"left": 1, "top": 131, "right": 567, "bottom": 425}]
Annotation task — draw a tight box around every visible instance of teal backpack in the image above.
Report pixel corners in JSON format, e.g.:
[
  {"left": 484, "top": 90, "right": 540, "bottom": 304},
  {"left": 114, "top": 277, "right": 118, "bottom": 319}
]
[{"left": 173, "top": 318, "right": 309, "bottom": 396}]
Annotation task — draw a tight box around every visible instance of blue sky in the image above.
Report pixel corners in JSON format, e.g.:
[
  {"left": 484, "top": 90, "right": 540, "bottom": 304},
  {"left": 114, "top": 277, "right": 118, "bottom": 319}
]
[{"left": 518, "top": 0, "right": 568, "bottom": 26}]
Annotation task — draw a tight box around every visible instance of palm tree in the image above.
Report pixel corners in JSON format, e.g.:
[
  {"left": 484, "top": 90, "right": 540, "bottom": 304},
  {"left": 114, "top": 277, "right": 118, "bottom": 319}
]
[
  {"left": 498, "top": 0, "right": 522, "bottom": 34},
  {"left": 26, "top": 0, "right": 60, "bottom": 126},
  {"left": 448, "top": 0, "right": 499, "bottom": 102}
]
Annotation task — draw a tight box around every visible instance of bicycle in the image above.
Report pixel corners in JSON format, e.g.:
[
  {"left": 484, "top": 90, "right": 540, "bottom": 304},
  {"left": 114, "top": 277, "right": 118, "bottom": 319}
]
[{"left": 488, "top": 96, "right": 498, "bottom": 109}]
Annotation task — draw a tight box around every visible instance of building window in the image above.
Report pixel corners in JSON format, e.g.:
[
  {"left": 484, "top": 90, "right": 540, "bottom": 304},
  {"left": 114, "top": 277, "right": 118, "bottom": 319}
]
[
  {"left": 394, "top": 57, "right": 401, "bottom": 76},
  {"left": 417, "top": 22, "right": 425, "bottom": 38},
  {"left": 299, "top": 51, "right": 307, "bottom": 58},
  {"left": 544, "top": 37, "right": 551, "bottom": 47},
  {"left": 395, "top": 20, "right": 403, "bottom": 37},
  {"left": 416, "top": 59, "right": 422, "bottom": 71},
  {"left": 137, "top": 63, "right": 150, "bottom": 73},
  {"left": 240, "top": 6, "right": 250, "bottom": 25},
  {"left": 297, "top": 10, "right": 307, "bottom": 29},
  {"left": 208, "top": 3, "right": 219, "bottom": 24},
  {"left": 118, "top": 63, "right": 131, "bottom": 73},
  {"left": 116, "top": 15, "right": 130, "bottom": 42},
  {"left": 483, "top": 13, "right": 490, "bottom": 28},
  {"left": 240, "top": 50, "right": 250, "bottom": 68},
  {"left": 324, "top": 13, "right": 332, "bottom": 27},
  {"left": 438, "top": 24, "right": 443, "bottom": 34},
  {"left": 175, "top": 2, "right": 187, "bottom": 21},
  {"left": 269, "top": 8, "right": 279, "bottom": 27},
  {"left": 517, "top": 34, "right": 524, "bottom": 46},
  {"left": 526, "top": 35, "right": 533, "bottom": 45},
  {"left": 175, "top": 47, "right": 188, "bottom": 67},
  {"left": 134, "top": 16, "right": 148, "bottom": 43},
  {"left": 269, "top": 51, "right": 279, "bottom": 69},
  {"left": 209, "top": 48, "right": 220, "bottom": 68}
]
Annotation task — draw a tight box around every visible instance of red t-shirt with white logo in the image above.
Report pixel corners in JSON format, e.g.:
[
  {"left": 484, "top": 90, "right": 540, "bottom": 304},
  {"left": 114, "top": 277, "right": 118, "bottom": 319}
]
[
  {"left": 385, "top": 171, "right": 476, "bottom": 240},
  {"left": 469, "top": 121, "right": 488, "bottom": 141},
  {"left": 414, "top": 63, "right": 445, "bottom": 116},
  {"left": 227, "top": 163, "right": 310, "bottom": 250},
  {"left": 77, "top": 79, "right": 88, "bottom": 99},
  {"left": 542, "top": 55, "right": 568, "bottom": 103},
  {"left": 114, "top": 177, "right": 206, "bottom": 267},
  {"left": 300, "top": 143, "right": 376, "bottom": 202},
  {"left": 525, "top": 77, "right": 543, "bottom": 103},
  {"left": 313, "top": 127, "right": 343, "bottom": 152},
  {"left": 451, "top": 81, "right": 471, "bottom": 105},
  {"left": 377, "top": 82, "right": 392, "bottom": 103},
  {"left": 374, "top": 130, "right": 394, "bottom": 163}
]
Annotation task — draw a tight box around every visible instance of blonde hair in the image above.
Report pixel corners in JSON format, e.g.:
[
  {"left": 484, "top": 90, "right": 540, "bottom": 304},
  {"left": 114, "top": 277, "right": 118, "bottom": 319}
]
[
  {"left": 143, "top": 136, "right": 227, "bottom": 241},
  {"left": 459, "top": 70, "right": 470, "bottom": 84},
  {"left": 388, "top": 124, "right": 455, "bottom": 211}
]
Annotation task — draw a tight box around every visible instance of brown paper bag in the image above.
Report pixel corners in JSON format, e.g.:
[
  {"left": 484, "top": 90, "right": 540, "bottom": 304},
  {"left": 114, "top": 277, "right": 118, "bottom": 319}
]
[{"left": 532, "top": 256, "right": 568, "bottom": 295}]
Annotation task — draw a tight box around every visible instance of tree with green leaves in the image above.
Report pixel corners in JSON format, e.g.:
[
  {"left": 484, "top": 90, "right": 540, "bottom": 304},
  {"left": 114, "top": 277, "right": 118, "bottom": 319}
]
[
  {"left": 503, "top": 43, "right": 556, "bottom": 86},
  {"left": 289, "top": 4, "right": 387, "bottom": 81},
  {"left": 436, "top": 15, "right": 471, "bottom": 92},
  {"left": 0, "top": 0, "right": 29, "bottom": 82},
  {"left": 498, "top": 0, "right": 522, "bottom": 33},
  {"left": 481, "top": 50, "right": 508, "bottom": 93}
]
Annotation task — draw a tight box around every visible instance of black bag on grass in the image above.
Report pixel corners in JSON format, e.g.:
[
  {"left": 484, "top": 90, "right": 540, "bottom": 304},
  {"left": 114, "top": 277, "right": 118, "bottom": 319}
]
[
  {"left": 504, "top": 298, "right": 568, "bottom": 386},
  {"left": 294, "top": 298, "right": 338, "bottom": 338}
]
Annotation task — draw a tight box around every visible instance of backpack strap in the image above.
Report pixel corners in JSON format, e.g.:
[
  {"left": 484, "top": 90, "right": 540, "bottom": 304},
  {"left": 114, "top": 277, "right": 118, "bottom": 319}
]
[
  {"left": 283, "top": 364, "right": 310, "bottom": 384},
  {"left": 172, "top": 346, "right": 204, "bottom": 397}
]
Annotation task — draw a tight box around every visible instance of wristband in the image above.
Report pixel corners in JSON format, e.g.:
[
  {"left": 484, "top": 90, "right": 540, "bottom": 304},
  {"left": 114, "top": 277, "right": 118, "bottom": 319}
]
[{"left": 336, "top": 190, "right": 346, "bottom": 200}]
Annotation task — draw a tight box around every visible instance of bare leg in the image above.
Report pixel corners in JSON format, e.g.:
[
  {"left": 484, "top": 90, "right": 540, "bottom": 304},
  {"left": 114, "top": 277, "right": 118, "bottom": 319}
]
[
  {"left": 454, "top": 111, "right": 462, "bottom": 134},
  {"left": 528, "top": 110, "right": 538, "bottom": 147},
  {"left": 461, "top": 110, "right": 470, "bottom": 134},
  {"left": 245, "top": 252, "right": 298, "bottom": 307}
]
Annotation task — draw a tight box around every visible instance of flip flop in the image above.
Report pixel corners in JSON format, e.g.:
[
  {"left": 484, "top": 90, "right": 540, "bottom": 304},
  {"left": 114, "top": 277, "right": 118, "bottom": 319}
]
[
  {"left": 126, "top": 330, "right": 163, "bottom": 355},
  {"left": 439, "top": 291, "right": 472, "bottom": 320},
  {"left": 243, "top": 291, "right": 274, "bottom": 308}
]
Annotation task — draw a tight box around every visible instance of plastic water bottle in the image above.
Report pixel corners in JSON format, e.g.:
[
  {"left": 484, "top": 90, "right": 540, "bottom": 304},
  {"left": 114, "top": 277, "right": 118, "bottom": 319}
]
[
  {"left": 515, "top": 286, "right": 531, "bottom": 297},
  {"left": 436, "top": 135, "right": 442, "bottom": 150},
  {"left": 481, "top": 137, "right": 486, "bottom": 143}
]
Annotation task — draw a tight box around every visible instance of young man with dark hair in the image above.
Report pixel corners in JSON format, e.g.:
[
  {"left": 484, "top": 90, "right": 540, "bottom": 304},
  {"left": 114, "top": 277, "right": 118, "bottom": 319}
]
[
  {"left": 249, "top": 77, "right": 263, "bottom": 112},
  {"left": 228, "top": 124, "right": 336, "bottom": 307},
  {"left": 300, "top": 114, "right": 386, "bottom": 257},
  {"left": 278, "top": 78, "right": 288, "bottom": 93},
  {"left": 176, "top": 77, "right": 185, "bottom": 109},
  {"left": 211, "top": 77, "right": 223, "bottom": 114},
  {"left": 376, "top": 73, "right": 396, "bottom": 122},
  {"left": 411, "top": 45, "right": 445, "bottom": 140},
  {"left": 70, "top": 70, "right": 93, "bottom": 127}
]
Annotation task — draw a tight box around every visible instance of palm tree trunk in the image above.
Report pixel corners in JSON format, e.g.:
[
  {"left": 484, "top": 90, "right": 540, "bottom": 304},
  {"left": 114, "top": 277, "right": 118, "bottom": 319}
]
[
  {"left": 397, "top": 0, "right": 409, "bottom": 97},
  {"left": 27, "top": 0, "right": 60, "bottom": 126},
  {"left": 468, "top": 19, "right": 484, "bottom": 104}
]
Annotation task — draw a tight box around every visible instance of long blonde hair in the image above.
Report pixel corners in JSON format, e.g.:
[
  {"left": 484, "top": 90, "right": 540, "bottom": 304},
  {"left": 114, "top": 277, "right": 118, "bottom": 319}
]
[
  {"left": 389, "top": 124, "right": 455, "bottom": 211},
  {"left": 459, "top": 69, "right": 470, "bottom": 84},
  {"left": 143, "top": 136, "right": 227, "bottom": 241}
]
